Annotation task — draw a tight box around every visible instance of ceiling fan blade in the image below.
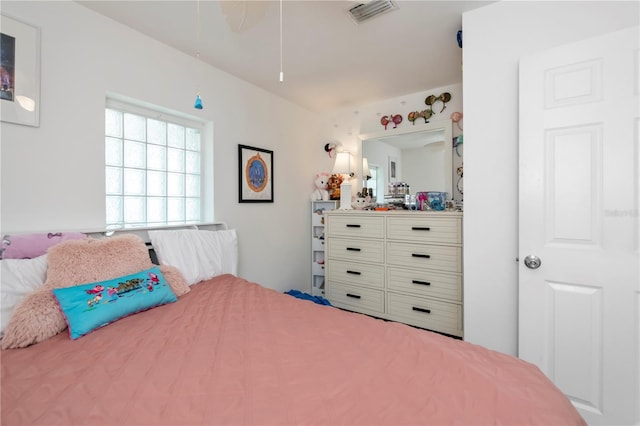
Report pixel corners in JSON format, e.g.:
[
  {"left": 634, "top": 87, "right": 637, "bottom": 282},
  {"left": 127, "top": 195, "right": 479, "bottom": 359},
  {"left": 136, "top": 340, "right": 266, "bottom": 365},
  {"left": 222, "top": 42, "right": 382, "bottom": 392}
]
[{"left": 220, "top": 0, "right": 270, "bottom": 33}]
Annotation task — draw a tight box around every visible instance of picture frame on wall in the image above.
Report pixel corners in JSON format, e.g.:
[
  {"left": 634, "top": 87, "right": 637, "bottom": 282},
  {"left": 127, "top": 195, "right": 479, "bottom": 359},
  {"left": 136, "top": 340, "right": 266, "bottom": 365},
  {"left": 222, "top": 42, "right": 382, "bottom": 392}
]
[
  {"left": 0, "top": 13, "right": 40, "bottom": 127},
  {"left": 238, "top": 144, "right": 274, "bottom": 203},
  {"left": 388, "top": 156, "right": 397, "bottom": 181}
]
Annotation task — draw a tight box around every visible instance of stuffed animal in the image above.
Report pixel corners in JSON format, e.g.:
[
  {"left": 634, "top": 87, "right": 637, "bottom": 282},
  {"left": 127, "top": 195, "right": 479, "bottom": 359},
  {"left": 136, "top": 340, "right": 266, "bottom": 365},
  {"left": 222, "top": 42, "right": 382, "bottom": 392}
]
[
  {"left": 352, "top": 195, "right": 372, "bottom": 210},
  {"left": 327, "top": 174, "right": 344, "bottom": 200},
  {"left": 310, "top": 172, "right": 330, "bottom": 201}
]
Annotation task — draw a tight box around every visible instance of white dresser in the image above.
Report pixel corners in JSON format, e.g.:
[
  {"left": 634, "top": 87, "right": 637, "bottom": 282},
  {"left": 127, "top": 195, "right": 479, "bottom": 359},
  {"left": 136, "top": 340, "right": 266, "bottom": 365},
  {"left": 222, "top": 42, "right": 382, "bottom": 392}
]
[{"left": 325, "top": 210, "right": 463, "bottom": 337}]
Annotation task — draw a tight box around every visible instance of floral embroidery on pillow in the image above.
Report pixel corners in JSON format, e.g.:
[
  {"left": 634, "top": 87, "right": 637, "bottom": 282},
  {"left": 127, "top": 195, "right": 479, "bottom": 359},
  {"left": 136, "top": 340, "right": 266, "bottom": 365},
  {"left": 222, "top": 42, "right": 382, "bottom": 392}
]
[{"left": 52, "top": 266, "right": 177, "bottom": 339}]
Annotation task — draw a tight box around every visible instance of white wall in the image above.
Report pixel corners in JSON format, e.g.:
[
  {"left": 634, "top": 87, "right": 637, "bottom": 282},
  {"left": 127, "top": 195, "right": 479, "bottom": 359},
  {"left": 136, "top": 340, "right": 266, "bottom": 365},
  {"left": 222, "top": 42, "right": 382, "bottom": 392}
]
[
  {"left": 463, "top": 1, "right": 639, "bottom": 355},
  {"left": 0, "top": 1, "right": 324, "bottom": 293}
]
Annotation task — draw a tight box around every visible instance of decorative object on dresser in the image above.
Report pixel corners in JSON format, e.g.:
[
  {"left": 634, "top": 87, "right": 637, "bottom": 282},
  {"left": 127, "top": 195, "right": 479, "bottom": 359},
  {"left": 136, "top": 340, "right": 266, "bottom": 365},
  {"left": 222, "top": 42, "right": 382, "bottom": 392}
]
[
  {"left": 326, "top": 173, "right": 343, "bottom": 200},
  {"left": 310, "top": 200, "right": 337, "bottom": 296},
  {"left": 331, "top": 151, "right": 354, "bottom": 210},
  {"left": 325, "top": 210, "right": 463, "bottom": 337},
  {"left": 351, "top": 195, "right": 372, "bottom": 210},
  {"left": 310, "top": 172, "right": 330, "bottom": 201}
]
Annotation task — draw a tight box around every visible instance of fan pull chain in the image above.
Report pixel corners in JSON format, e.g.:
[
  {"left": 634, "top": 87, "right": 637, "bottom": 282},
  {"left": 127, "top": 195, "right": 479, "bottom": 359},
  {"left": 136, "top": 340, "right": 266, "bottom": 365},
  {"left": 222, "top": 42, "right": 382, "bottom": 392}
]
[{"left": 279, "top": 0, "right": 284, "bottom": 82}]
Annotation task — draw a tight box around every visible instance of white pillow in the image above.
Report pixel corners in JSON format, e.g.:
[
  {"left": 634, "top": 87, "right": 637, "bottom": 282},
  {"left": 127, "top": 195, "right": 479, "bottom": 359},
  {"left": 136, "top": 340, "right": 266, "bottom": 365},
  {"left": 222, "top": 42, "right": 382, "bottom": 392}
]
[
  {"left": 1, "top": 254, "right": 48, "bottom": 336},
  {"left": 148, "top": 229, "right": 238, "bottom": 285}
]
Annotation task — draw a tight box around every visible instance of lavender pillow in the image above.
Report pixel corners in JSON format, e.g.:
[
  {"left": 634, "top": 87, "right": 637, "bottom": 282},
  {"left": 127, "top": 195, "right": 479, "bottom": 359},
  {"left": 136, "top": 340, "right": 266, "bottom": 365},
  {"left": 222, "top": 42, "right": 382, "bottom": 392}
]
[{"left": 0, "top": 232, "right": 86, "bottom": 260}]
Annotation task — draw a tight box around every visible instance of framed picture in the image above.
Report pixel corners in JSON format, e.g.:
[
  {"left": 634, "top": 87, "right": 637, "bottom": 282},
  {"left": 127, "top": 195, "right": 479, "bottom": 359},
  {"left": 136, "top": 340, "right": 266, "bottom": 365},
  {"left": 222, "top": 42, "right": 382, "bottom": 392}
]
[
  {"left": 0, "top": 14, "right": 40, "bottom": 127},
  {"left": 238, "top": 144, "right": 273, "bottom": 203},
  {"left": 388, "top": 156, "right": 397, "bottom": 181}
]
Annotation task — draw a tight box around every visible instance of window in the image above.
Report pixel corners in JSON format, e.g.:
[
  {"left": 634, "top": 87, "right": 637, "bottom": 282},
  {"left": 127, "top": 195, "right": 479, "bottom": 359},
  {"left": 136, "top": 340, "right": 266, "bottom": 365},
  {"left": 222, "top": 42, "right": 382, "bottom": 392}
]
[{"left": 105, "top": 101, "right": 204, "bottom": 229}]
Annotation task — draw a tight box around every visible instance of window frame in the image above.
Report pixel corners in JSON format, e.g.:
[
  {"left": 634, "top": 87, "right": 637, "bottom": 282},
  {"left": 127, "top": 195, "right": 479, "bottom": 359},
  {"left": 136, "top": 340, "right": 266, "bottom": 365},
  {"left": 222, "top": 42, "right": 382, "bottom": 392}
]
[{"left": 105, "top": 98, "right": 206, "bottom": 230}]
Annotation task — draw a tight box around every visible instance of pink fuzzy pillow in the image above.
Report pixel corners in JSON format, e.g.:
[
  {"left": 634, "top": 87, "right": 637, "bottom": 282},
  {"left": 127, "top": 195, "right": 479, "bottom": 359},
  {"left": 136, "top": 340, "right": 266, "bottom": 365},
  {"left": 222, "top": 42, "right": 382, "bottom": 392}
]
[
  {"left": 158, "top": 264, "right": 190, "bottom": 297},
  {"left": 1, "top": 235, "right": 190, "bottom": 349},
  {"left": 1, "top": 291, "right": 67, "bottom": 348}
]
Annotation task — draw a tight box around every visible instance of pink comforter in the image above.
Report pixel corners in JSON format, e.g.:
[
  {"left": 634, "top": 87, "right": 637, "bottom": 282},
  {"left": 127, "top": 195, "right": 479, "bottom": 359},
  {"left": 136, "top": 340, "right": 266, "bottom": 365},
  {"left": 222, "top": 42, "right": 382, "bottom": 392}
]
[{"left": 2, "top": 274, "right": 584, "bottom": 425}]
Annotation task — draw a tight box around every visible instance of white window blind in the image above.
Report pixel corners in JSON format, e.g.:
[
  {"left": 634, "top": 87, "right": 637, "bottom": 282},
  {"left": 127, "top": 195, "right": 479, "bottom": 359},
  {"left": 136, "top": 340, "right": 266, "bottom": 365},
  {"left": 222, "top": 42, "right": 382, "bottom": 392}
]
[{"left": 105, "top": 100, "right": 204, "bottom": 229}]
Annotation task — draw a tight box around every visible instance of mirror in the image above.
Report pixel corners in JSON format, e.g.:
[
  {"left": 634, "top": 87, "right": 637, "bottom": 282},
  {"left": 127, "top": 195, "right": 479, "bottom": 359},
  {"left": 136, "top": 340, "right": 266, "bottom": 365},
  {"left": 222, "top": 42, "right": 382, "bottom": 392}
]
[{"left": 359, "top": 119, "right": 452, "bottom": 204}]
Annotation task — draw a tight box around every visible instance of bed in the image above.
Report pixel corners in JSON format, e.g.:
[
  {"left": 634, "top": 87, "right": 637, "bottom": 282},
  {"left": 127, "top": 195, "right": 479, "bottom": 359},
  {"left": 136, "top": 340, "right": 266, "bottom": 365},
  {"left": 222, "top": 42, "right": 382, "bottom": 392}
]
[{"left": 0, "top": 229, "right": 585, "bottom": 425}]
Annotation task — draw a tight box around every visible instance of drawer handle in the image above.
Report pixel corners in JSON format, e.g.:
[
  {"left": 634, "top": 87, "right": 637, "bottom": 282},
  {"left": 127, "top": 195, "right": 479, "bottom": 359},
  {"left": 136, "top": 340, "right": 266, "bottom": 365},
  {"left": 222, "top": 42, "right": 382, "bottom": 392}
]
[
  {"left": 412, "top": 306, "right": 431, "bottom": 314},
  {"left": 346, "top": 247, "right": 361, "bottom": 252},
  {"left": 412, "top": 253, "right": 431, "bottom": 259},
  {"left": 346, "top": 224, "right": 361, "bottom": 228},
  {"left": 412, "top": 280, "right": 431, "bottom": 286},
  {"left": 411, "top": 227, "right": 431, "bottom": 231},
  {"left": 346, "top": 293, "right": 361, "bottom": 299},
  {"left": 346, "top": 270, "right": 362, "bottom": 275}
]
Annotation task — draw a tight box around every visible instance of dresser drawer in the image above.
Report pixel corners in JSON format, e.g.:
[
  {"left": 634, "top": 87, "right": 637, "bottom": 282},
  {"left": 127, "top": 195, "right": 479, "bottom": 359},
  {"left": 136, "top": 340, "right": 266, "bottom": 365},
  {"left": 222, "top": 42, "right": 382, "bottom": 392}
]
[
  {"left": 326, "top": 214, "right": 384, "bottom": 239},
  {"left": 327, "top": 282, "right": 384, "bottom": 316},
  {"left": 386, "top": 242, "right": 461, "bottom": 273},
  {"left": 387, "top": 267, "right": 462, "bottom": 303},
  {"left": 387, "top": 216, "right": 461, "bottom": 245},
  {"left": 327, "top": 238, "right": 384, "bottom": 264},
  {"left": 326, "top": 259, "right": 384, "bottom": 289},
  {"left": 387, "top": 292, "right": 462, "bottom": 337}
]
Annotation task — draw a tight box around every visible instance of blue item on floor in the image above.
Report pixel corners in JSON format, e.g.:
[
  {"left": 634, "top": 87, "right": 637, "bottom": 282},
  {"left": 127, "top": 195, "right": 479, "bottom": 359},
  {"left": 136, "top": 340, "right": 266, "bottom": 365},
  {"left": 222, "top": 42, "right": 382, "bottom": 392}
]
[{"left": 284, "top": 289, "right": 332, "bottom": 306}]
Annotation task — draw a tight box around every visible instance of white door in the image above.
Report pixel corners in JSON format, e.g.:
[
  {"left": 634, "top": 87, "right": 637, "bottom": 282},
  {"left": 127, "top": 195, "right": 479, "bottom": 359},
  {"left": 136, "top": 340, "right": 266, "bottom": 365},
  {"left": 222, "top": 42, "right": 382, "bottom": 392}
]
[{"left": 518, "top": 26, "right": 639, "bottom": 425}]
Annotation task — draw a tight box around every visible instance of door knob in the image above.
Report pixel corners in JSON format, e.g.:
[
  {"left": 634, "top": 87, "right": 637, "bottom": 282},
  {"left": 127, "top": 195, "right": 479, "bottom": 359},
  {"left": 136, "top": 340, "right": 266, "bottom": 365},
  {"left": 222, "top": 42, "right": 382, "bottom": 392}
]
[{"left": 524, "top": 255, "right": 542, "bottom": 269}]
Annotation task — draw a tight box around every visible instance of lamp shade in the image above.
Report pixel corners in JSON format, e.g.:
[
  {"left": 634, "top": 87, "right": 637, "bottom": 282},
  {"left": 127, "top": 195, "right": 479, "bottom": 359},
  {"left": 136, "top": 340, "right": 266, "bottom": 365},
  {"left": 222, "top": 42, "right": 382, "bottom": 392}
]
[
  {"left": 332, "top": 152, "right": 353, "bottom": 176},
  {"left": 362, "top": 157, "right": 371, "bottom": 180}
]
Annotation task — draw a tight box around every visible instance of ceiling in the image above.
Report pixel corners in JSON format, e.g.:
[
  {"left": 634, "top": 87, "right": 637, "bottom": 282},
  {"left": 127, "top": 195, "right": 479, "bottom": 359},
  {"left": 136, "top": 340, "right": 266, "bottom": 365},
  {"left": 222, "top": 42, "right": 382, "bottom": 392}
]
[{"left": 77, "top": 0, "right": 492, "bottom": 113}]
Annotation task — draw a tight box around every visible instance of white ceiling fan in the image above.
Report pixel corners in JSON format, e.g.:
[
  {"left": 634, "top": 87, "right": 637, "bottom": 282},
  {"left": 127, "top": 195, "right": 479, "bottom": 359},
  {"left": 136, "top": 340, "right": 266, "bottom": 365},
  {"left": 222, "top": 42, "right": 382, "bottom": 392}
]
[{"left": 219, "top": 1, "right": 271, "bottom": 33}]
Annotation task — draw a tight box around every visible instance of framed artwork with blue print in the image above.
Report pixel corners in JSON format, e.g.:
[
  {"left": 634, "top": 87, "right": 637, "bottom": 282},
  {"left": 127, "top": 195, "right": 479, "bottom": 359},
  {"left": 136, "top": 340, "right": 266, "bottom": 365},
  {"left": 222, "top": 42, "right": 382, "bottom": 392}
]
[
  {"left": 53, "top": 266, "right": 177, "bottom": 339},
  {"left": 238, "top": 144, "right": 273, "bottom": 203}
]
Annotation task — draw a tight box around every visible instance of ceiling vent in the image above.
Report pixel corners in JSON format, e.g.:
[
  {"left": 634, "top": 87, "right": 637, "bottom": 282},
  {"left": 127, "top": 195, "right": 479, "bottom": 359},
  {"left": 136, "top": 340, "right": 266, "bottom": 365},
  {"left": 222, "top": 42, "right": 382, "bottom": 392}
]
[{"left": 348, "top": 0, "right": 399, "bottom": 24}]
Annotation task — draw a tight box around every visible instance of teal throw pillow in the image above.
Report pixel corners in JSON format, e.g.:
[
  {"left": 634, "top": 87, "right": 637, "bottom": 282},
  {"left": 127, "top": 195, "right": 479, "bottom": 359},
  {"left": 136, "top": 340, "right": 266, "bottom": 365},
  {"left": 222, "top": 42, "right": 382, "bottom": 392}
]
[{"left": 52, "top": 266, "right": 177, "bottom": 339}]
